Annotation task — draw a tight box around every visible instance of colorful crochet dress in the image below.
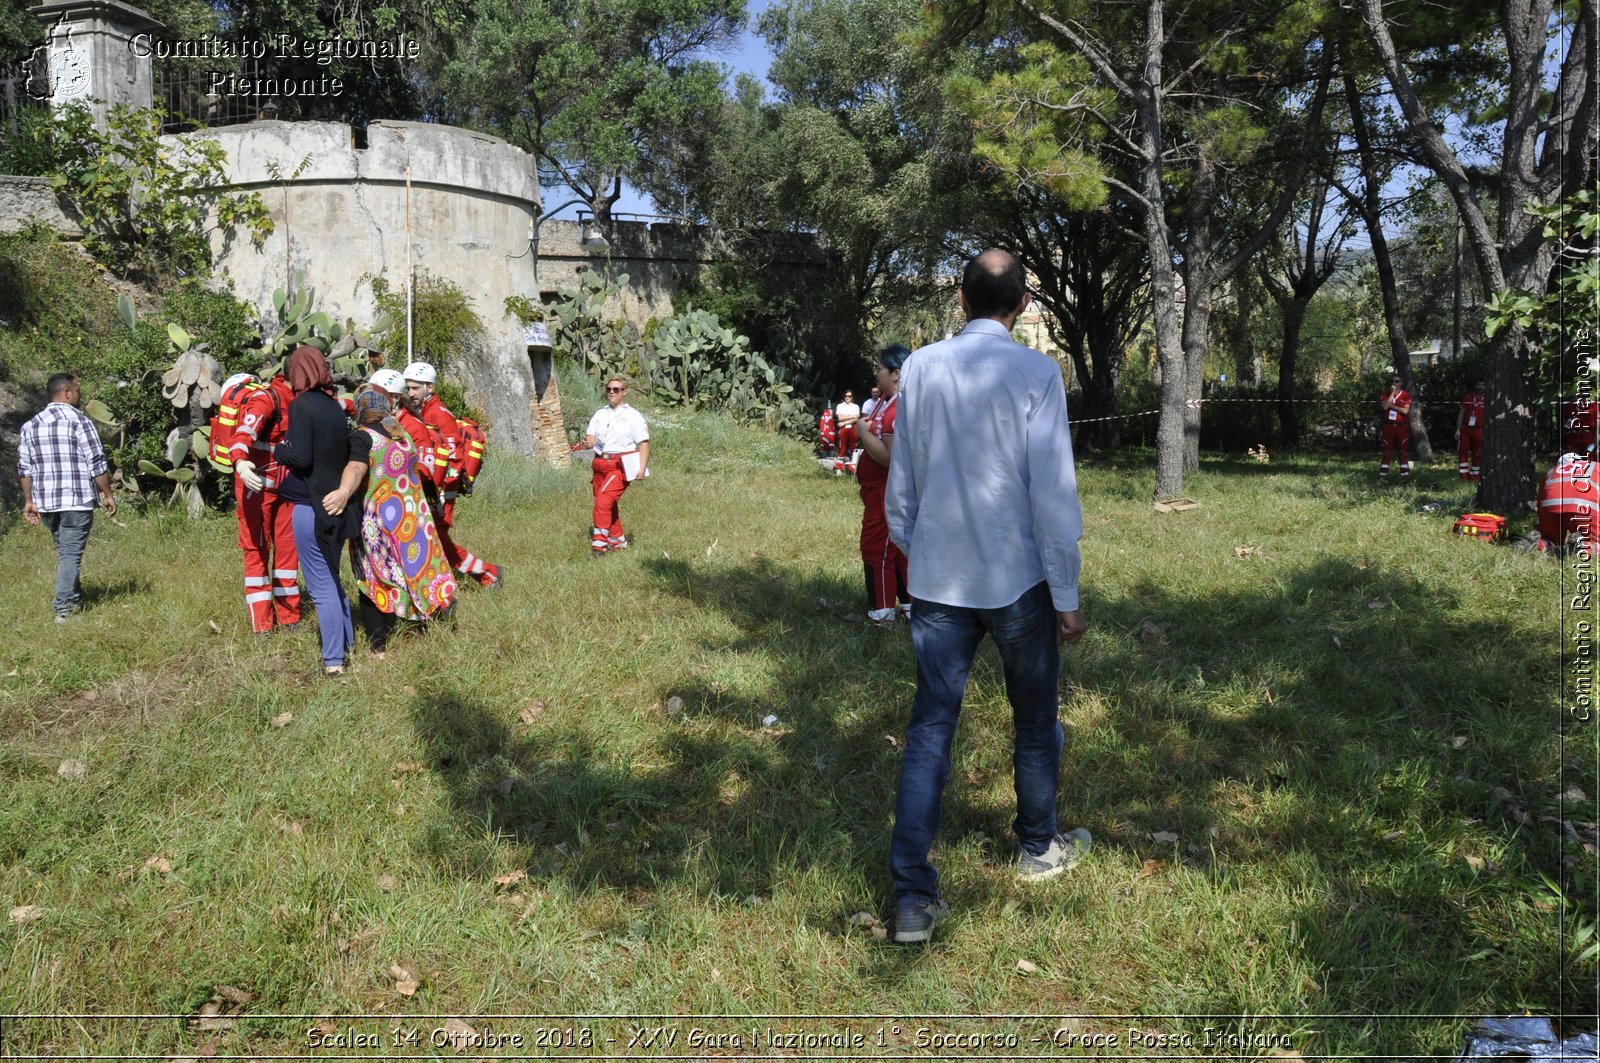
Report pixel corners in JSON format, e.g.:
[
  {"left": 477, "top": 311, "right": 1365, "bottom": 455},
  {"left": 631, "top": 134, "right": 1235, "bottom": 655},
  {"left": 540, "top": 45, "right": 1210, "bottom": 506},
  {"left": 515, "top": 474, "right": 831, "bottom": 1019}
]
[{"left": 354, "top": 426, "right": 456, "bottom": 618}]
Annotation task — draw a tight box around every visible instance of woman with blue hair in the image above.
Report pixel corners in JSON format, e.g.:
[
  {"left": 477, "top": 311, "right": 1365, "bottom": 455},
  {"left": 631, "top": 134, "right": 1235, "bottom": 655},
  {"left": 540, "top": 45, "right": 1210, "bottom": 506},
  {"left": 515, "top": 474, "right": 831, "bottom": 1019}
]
[{"left": 856, "top": 344, "right": 913, "bottom": 626}]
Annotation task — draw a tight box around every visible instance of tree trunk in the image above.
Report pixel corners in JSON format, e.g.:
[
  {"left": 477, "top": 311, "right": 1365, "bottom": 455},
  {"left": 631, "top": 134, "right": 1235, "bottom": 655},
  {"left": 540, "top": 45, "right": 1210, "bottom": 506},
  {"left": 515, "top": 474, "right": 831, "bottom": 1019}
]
[
  {"left": 1087, "top": 319, "right": 1124, "bottom": 450},
  {"left": 1135, "top": 0, "right": 1187, "bottom": 499},
  {"left": 1179, "top": 156, "right": 1217, "bottom": 474},
  {"left": 1342, "top": 66, "right": 1434, "bottom": 461},
  {"left": 1276, "top": 298, "right": 1306, "bottom": 444}
]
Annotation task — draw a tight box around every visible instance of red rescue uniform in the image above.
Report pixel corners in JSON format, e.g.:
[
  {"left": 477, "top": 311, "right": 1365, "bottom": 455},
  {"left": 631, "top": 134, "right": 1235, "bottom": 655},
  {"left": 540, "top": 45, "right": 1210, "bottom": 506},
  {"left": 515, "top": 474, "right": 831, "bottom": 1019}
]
[
  {"left": 1563, "top": 397, "right": 1599, "bottom": 457},
  {"left": 857, "top": 394, "right": 908, "bottom": 613},
  {"left": 819, "top": 409, "right": 836, "bottom": 454},
  {"left": 400, "top": 401, "right": 500, "bottom": 586},
  {"left": 1380, "top": 386, "right": 1412, "bottom": 479},
  {"left": 1458, "top": 389, "right": 1485, "bottom": 480},
  {"left": 418, "top": 394, "right": 465, "bottom": 523},
  {"left": 1539, "top": 454, "right": 1600, "bottom": 549},
  {"left": 227, "top": 375, "right": 300, "bottom": 632}
]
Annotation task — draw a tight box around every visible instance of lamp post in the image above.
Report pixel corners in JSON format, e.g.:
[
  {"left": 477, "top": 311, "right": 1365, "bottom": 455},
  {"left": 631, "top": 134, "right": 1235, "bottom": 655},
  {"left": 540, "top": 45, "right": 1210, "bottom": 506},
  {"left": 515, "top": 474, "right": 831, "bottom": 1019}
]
[{"left": 529, "top": 197, "right": 610, "bottom": 281}]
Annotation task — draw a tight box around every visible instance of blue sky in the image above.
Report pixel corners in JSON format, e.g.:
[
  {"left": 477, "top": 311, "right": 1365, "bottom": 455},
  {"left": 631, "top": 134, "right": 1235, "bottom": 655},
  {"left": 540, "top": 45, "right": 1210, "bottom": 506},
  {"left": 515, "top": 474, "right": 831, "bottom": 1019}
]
[{"left": 546, "top": 1, "right": 776, "bottom": 221}]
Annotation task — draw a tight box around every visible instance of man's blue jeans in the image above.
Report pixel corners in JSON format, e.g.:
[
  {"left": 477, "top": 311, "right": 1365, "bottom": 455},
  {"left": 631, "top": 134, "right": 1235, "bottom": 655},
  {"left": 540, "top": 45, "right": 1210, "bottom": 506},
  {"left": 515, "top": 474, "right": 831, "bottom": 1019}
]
[
  {"left": 42, "top": 510, "right": 93, "bottom": 617},
  {"left": 891, "top": 581, "right": 1064, "bottom": 902}
]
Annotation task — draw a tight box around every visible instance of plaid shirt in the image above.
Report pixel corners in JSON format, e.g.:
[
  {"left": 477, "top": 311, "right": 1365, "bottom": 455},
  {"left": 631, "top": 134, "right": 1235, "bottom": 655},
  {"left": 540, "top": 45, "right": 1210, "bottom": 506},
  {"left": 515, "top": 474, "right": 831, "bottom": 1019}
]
[{"left": 18, "top": 403, "right": 108, "bottom": 512}]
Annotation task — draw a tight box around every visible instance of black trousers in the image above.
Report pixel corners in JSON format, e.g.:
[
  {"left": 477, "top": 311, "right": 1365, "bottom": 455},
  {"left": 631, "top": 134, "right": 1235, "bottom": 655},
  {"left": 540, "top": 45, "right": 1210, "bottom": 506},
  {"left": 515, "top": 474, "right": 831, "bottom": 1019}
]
[{"left": 358, "top": 593, "right": 396, "bottom": 652}]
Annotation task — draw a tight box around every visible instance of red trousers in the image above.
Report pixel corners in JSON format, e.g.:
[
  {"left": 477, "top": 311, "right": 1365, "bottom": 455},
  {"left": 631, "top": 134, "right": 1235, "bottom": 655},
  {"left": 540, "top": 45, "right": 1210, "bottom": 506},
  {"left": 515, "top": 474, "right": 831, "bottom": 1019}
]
[
  {"left": 1380, "top": 423, "right": 1411, "bottom": 475},
  {"left": 837, "top": 425, "right": 859, "bottom": 457},
  {"left": 433, "top": 501, "right": 499, "bottom": 585},
  {"left": 235, "top": 479, "right": 300, "bottom": 632},
  {"left": 859, "top": 476, "right": 908, "bottom": 610},
  {"left": 591, "top": 454, "right": 630, "bottom": 543},
  {"left": 1458, "top": 427, "right": 1483, "bottom": 479}
]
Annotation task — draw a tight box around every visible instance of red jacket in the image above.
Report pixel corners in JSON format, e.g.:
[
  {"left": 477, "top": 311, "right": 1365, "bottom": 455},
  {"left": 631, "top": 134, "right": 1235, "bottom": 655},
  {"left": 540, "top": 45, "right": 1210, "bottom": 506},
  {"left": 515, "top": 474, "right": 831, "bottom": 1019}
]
[
  {"left": 395, "top": 406, "right": 444, "bottom": 492},
  {"left": 228, "top": 375, "right": 295, "bottom": 487},
  {"left": 419, "top": 395, "right": 463, "bottom": 488},
  {"left": 1459, "top": 390, "right": 1485, "bottom": 432},
  {"left": 1540, "top": 454, "right": 1599, "bottom": 545}
]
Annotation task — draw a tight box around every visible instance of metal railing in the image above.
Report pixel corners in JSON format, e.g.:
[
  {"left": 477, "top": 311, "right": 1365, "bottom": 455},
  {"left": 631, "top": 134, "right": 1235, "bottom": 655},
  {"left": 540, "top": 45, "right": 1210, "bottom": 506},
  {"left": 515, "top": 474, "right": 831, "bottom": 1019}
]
[
  {"left": 154, "top": 59, "right": 276, "bottom": 131},
  {"left": 0, "top": 62, "right": 50, "bottom": 141}
]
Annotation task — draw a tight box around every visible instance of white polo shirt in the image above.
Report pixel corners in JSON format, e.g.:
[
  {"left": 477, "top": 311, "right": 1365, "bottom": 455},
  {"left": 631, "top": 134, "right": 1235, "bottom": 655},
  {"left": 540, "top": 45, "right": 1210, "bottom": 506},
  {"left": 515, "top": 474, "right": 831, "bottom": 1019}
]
[{"left": 587, "top": 403, "right": 650, "bottom": 456}]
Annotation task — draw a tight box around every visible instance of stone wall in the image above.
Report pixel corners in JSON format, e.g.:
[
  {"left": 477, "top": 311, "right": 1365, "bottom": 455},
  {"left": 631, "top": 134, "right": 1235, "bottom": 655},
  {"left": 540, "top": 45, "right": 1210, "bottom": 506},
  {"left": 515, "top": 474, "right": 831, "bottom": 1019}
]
[
  {"left": 186, "top": 119, "right": 553, "bottom": 460},
  {"left": 0, "top": 176, "right": 78, "bottom": 236},
  {"left": 536, "top": 218, "right": 831, "bottom": 330}
]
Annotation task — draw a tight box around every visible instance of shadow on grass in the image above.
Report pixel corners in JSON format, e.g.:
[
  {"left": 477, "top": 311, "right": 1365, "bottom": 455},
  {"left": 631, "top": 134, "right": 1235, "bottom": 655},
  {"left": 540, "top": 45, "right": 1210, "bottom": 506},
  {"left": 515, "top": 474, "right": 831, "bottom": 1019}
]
[
  {"left": 405, "top": 543, "right": 1589, "bottom": 1021},
  {"left": 1079, "top": 553, "right": 1585, "bottom": 1017},
  {"left": 81, "top": 575, "right": 150, "bottom": 609},
  {"left": 404, "top": 555, "right": 917, "bottom": 898}
]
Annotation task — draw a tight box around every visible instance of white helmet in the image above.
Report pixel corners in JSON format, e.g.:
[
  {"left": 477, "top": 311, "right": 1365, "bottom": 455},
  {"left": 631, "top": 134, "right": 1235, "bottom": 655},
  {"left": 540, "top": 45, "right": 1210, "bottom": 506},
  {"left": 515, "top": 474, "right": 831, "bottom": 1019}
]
[
  {"left": 221, "top": 372, "right": 256, "bottom": 393},
  {"left": 369, "top": 368, "right": 406, "bottom": 394},
  {"left": 402, "top": 361, "right": 436, "bottom": 384}
]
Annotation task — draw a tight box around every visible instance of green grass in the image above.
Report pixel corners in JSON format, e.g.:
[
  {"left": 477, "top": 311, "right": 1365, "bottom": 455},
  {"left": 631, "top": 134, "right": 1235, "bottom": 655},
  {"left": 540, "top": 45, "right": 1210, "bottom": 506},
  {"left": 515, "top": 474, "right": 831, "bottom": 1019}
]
[{"left": 0, "top": 407, "right": 1593, "bottom": 1059}]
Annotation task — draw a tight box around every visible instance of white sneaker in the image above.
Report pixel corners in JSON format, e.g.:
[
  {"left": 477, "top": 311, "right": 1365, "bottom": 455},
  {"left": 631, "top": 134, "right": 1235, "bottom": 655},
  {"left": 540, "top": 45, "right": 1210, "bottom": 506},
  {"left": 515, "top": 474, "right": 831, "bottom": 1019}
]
[{"left": 1017, "top": 827, "right": 1092, "bottom": 880}]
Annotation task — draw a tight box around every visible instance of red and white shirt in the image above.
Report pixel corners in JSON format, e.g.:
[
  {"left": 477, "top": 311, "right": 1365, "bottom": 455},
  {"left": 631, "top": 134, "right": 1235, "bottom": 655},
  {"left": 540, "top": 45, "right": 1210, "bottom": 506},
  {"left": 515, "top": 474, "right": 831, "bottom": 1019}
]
[
  {"left": 1382, "top": 388, "right": 1411, "bottom": 423},
  {"left": 857, "top": 393, "right": 899, "bottom": 489}
]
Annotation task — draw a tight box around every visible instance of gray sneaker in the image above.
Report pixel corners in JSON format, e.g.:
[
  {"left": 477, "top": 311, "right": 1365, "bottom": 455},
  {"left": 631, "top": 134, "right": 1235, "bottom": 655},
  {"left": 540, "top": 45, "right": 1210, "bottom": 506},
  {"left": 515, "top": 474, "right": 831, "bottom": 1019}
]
[
  {"left": 1017, "top": 827, "right": 1092, "bottom": 880},
  {"left": 892, "top": 896, "right": 950, "bottom": 944}
]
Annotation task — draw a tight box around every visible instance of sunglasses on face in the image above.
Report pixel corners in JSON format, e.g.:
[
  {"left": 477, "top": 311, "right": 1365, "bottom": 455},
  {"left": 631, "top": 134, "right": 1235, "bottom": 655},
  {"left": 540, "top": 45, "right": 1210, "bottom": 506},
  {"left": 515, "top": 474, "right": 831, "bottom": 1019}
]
[{"left": 607, "top": 387, "right": 626, "bottom": 393}]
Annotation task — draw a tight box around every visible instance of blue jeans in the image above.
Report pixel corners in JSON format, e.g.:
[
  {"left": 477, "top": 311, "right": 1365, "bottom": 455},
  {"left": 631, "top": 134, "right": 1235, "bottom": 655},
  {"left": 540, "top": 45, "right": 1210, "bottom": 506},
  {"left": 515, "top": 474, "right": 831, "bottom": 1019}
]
[
  {"left": 42, "top": 510, "right": 94, "bottom": 617},
  {"left": 291, "top": 504, "right": 352, "bottom": 668},
  {"left": 890, "top": 581, "right": 1064, "bottom": 902}
]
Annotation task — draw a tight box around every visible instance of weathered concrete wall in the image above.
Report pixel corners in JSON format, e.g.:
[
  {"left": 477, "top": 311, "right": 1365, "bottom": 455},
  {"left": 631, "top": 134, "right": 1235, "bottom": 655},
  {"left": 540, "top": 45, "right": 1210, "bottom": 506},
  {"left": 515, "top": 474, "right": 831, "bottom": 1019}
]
[
  {"left": 184, "top": 120, "right": 550, "bottom": 460},
  {"left": 537, "top": 219, "right": 830, "bottom": 330},
  {"left": 0, "top": 176, "right": 78, "bottom": 235}
]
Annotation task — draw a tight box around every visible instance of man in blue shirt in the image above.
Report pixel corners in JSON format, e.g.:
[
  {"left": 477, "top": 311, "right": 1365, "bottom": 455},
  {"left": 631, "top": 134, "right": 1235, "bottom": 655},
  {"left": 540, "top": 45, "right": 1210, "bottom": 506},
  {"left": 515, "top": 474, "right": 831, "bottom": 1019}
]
[
  {"left": 884, "top": 249, "right": 1090, "bottom": 943},
  {"left": 18, "top": 373, "right": 117, "bottom": 622}
]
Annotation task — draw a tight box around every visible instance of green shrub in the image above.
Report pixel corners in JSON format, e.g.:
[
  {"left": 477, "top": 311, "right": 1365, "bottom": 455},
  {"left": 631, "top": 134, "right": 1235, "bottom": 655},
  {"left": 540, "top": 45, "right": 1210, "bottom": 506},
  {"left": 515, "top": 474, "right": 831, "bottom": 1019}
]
[
  {"left": 41, "top": 103, "right": 272, "bottom": 281},
  {"left": 369, "top": 271, "right": 483, "bottom": 372}
]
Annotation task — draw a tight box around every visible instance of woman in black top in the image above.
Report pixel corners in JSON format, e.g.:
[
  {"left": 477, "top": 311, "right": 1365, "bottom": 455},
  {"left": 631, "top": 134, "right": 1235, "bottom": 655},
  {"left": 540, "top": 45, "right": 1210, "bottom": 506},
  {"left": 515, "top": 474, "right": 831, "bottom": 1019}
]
[{"left": 273, "top": 346, "right": 367, "bottom": 675}]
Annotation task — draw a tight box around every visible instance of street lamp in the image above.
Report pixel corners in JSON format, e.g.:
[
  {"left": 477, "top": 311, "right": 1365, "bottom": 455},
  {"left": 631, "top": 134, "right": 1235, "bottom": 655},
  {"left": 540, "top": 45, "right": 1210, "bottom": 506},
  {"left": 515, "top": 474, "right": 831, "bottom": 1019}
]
[{"left": 529, "top": 197, "right": 610, "bottom": 280}]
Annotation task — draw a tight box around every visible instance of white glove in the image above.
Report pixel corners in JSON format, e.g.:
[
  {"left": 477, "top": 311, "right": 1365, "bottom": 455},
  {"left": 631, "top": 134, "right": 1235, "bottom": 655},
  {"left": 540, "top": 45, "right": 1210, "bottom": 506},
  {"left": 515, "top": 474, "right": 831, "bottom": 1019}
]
[{"left": 235, "top": 459, "right": 264, "bottom": 493}]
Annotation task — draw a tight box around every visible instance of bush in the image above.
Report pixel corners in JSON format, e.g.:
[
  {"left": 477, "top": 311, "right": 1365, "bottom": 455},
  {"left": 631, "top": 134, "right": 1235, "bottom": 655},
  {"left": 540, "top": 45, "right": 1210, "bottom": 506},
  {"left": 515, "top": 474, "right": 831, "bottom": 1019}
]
[
  {"left": 40, "top": 104, "right": 272, "bottom": 281},
  {"left": 369, "top": 271, "right": 483, "bottom": 375}
]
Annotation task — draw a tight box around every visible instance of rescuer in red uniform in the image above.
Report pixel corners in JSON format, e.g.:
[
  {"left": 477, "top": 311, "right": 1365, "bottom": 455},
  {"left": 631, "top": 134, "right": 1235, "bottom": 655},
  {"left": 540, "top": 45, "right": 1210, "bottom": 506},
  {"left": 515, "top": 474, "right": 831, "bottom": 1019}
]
[
  {"left": 1539, "top": 453, "right": 1599, "bottom": 551},
  {"left": 818, "top": 406, "right": 836, "bottom": 457},
  {"left": 836, "top": 389, "right": 861, "bottom": 460},
  {"left": 402, "top": 361, "right": 502, "bottom": 588},
  {"left": 1379, "top": 374, "right": 1413, "bottom": 482},
  {"left": 856, "top": 346, "right": 911, "bottom": 625},
  {"left": 1456, "top": 378, "right": 1486, "bottom": 481},
  {"left": 585, "top": 375, "right": 651, "bottom": 555},
  {"left": 225, "top": 371, "right": 301, "bottom": 633}
]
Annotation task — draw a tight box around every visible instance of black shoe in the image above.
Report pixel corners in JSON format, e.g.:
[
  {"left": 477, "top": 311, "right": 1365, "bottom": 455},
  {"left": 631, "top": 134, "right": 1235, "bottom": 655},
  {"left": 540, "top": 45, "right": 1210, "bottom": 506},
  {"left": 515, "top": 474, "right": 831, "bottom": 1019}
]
[
  {"left": 486, "top": 567, "right": 505, "bottom": 591},
  {"left": 892, "top": 896, "right": 949, "bottom": 944}
]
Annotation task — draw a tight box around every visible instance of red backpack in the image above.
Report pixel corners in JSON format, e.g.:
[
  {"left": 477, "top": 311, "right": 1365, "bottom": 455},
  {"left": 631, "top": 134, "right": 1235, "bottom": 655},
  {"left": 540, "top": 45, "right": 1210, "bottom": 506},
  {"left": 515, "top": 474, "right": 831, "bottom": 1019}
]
[
  {"left": 1453, "top": 512, "right": 1507, "bottom": 543},
  {"left": 457, "top": 417, "right": 487, "bottom": 490},
  {"left": 208, "top": 379, "right": 278, "bottom": 471}
]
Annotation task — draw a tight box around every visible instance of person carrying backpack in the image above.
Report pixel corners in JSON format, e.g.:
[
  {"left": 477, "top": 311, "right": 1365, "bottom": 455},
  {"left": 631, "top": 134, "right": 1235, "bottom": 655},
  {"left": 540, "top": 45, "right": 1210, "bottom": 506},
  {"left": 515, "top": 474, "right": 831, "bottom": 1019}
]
[
  {"left": 401, "top": 361, "right": 503, "bottom": 589},
  {"left": 220, "top": 371, "right": 301, "bottom": 634}
]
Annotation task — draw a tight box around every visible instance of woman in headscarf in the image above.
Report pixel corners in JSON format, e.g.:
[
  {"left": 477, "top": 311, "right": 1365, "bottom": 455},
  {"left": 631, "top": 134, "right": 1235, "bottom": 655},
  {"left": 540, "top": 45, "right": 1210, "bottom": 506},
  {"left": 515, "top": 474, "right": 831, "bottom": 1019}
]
[
  {"left": 348, "top": 385, "right": 456, "bottom": 657},
  {"left": 273, "top": 346, "right": 367, "bottom": 676},
  {"left": 856, "top": 344, "right": 912, "bottom": 627}
]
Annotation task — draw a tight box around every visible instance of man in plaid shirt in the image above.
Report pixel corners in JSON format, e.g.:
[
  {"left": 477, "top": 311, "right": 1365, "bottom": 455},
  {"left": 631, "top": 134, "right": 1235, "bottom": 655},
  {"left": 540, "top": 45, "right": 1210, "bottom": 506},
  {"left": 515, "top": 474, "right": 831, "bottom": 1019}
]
[{"left": 19, "top": 374, "right": 117, "bottom": 621}]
